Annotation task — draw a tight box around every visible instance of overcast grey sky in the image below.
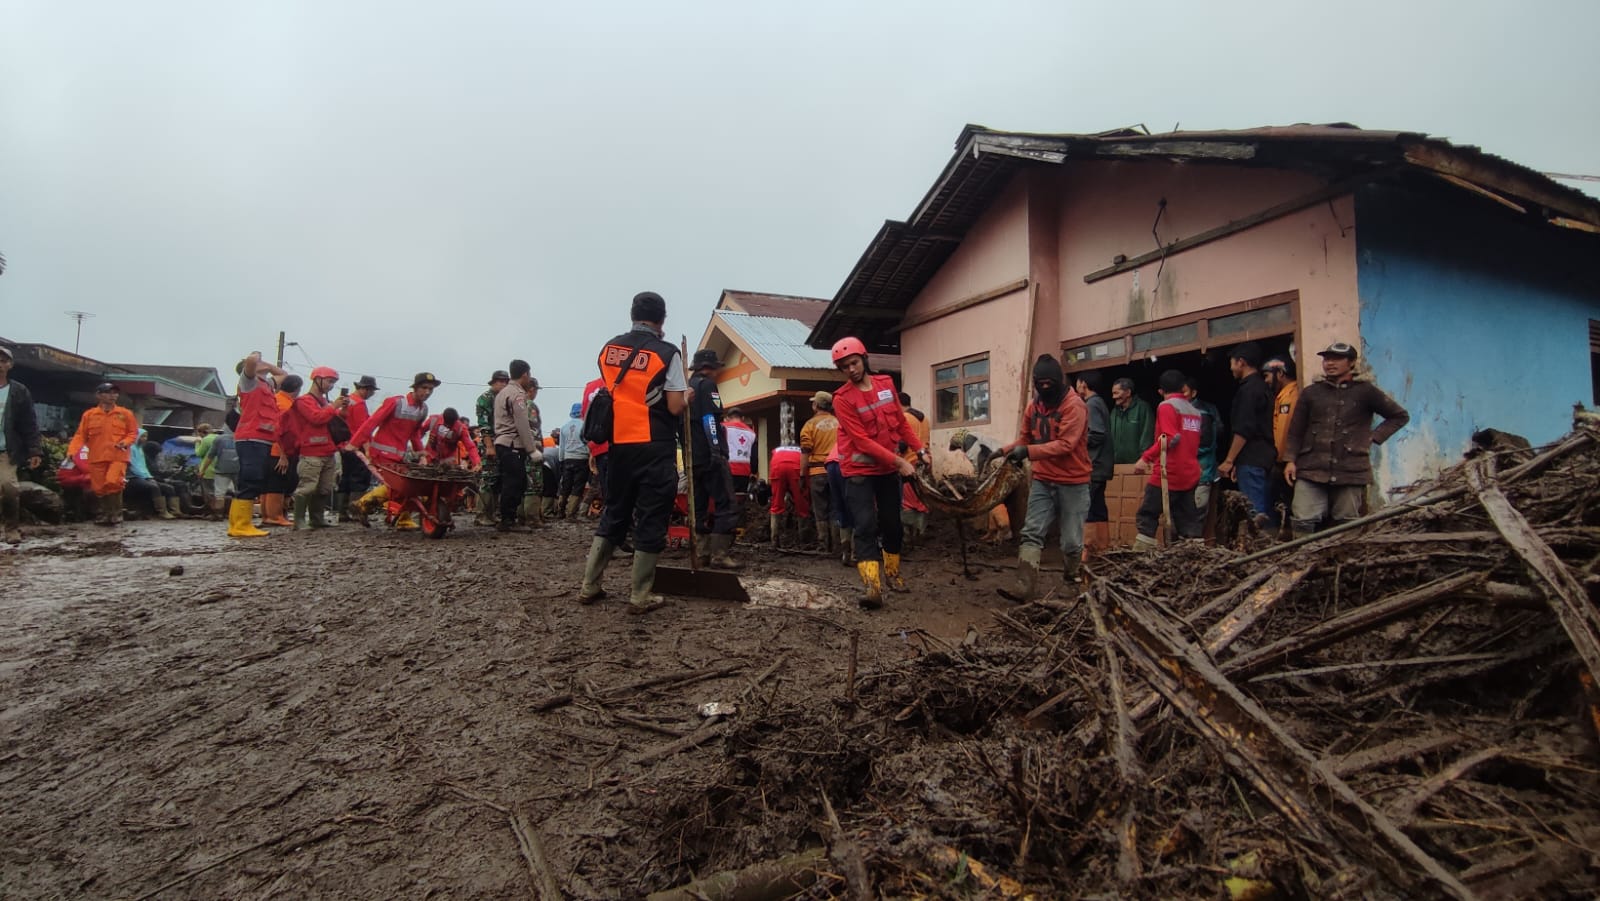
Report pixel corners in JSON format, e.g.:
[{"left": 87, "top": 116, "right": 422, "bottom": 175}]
[{"left": 3, "top": 0, "right": 1597, "bottom": 421}]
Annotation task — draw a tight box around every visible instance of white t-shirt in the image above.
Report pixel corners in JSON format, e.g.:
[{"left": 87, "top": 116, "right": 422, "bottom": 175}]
[{"left": 0, "top": 383, "right": 10, "bottom": 453}]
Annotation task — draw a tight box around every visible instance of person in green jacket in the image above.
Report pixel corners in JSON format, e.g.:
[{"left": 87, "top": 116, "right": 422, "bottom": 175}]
[{"left": 1109, "top": 377, "right": 1154, "bottom": 464}]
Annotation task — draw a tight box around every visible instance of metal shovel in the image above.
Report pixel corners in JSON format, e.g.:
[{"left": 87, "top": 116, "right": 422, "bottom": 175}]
[{"left": 652, "top": 337, "right": 751, "bottom": 604}]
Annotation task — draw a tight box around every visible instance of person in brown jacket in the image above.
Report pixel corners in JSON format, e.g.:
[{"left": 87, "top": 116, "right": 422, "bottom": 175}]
[{"left": 1282, "top": 342, "right": 1409, "bottom": 536}]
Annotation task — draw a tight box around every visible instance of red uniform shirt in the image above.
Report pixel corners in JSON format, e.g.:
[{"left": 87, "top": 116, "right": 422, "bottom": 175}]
[
  {"left": 352, "top": 392, "right": 430, "bottom": 463},
  {"left": 343, "top": 396, "right": 372, "bottom": 447},
  {"left": 768, "top": 445, "right": 803, "bottom": 476},
  {"left": 234, "top": 375, "right": 280, "bottom": 444},
  {"left": 1140, "top": 395, "right": 1203, "bottom": 492},
  {"left": 833, "top": 373, "right": 922, "bottom": 477},
  {"left": 422, "top": 415, "right": 480, "bottom": 466},
  {"left": 289, "top": 393, "right": 344, "bottom": 457}
]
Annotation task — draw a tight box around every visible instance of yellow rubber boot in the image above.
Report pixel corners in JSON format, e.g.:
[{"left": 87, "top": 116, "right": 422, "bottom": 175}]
[
  {"left": 883, "top": 552, "right": 908, "bottom": 592},
  {"left": 395, "top": 511, "right": 420, "bottom": 531},
  {"left": 227, "top": 498, "right": 269, "bottom": 538},
  {"left": 856, "top": 560, "right": 884, "bottom": 610}
]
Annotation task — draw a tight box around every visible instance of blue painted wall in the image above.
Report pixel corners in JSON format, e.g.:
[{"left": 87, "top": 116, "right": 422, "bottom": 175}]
[{"left": 1355, "top": 182, "right": 1600, "bottom": 493}]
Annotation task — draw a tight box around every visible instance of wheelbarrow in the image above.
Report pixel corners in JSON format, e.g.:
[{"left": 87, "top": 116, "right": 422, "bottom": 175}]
[{"left": 371, "top": 460, "right": 475, "bottom": 539}]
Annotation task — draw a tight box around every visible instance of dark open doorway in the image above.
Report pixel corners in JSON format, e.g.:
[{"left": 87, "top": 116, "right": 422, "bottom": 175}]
[{"left": 1075, "top": 334, "right": 1297, "bottom": 434}]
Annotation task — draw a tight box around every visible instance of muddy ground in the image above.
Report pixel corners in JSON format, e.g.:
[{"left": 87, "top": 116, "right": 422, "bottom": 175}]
[{"left": 0, "top": 515, "right": 1028, "bottom": 900}]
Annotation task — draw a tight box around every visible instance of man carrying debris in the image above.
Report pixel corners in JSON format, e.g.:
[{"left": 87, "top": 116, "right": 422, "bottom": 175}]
[
  {"left": 686, "top": 349, "right": 741, "bottom": 569},
  {"left": 348, "top": 371, "right": 438, "bottom": 530},
  {"left": 830, "top": 336, "right": 927, "bottom": 609},
  {"left": 1133, "top": 369, "right": 1207, "bottom": 548},
  {"left": 997, "top": 354, "right": 1091, "bottom": 601},
  {"left": 578, "top": 292, "right": 687, "bottom": 613},
  {"left": 1283, "top": 342, "right": 1409, "bottom": 536},
  {"left": 799, "top": 391, "right": 839, "bottom": 553}
]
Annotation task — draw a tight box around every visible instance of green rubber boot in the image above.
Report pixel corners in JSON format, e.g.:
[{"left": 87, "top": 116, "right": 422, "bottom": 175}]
[
  {"left": 628, "top": 551, "right": 666, "bottom": 614},
  {"left": 292, "top": 494, "right": 311, "bottom": 530},
  {"left": 579, "top": 537, "right": 615, "bottom": 604}
]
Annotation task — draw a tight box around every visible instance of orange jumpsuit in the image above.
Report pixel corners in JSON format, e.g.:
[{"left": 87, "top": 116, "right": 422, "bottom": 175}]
[{"left": 67, "top": 405, "right": 141, "bottom": 496}]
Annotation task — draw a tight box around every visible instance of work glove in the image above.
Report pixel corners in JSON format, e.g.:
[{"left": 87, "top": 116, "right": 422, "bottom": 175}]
[
  {"left": 529, "top": 449, "right": 544, "bottom": 464},
  {"left": 1006, "top": 445, "right": 1030, "bottom": 465},
  {"left": 402, "top": 451, "right": 421, "bottom": 464}
]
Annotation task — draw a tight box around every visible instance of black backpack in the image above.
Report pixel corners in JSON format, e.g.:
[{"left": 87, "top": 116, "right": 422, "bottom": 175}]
[{"left": 582, "top": 345, "right": 644, "bottom": 444}]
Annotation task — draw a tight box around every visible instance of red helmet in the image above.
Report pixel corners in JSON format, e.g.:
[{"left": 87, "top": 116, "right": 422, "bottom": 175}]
[
  {"left": 310, "top": 366, "right": 340, "bottom": 381},
  {"left": 830, "top": 337, "right": 867, "bottom": 365}
]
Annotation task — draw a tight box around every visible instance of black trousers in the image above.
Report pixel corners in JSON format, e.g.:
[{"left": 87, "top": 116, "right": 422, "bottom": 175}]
[
  {"left": 846, "top": 472, "right": 903, "bottom": 563},
  {"left": 558, "top": 459, "right": 590, "bottom": 498},
  {"left": 236, "top": 440, "right": 272, "bottom": 500},
  {"left": 541, "top": 463, "right": 560, "bottom": 498},
  {"left": 693, "top": 461, "right": 739, "bottom": 535},
  {"left": 1086, "top": 479, "right": 1109, "bottom": 523},
  {"left": 1135, "top": 483, "right": 1203, "bottom": 539},
  {"left": 338, "top": 450, "right": 372, "bottom": 493},
  {"left": 497, "top": 446, "right": 528, "bottom": 522},
  {"left": 597, "top": 442, "right": 676, "bottom": 553}
]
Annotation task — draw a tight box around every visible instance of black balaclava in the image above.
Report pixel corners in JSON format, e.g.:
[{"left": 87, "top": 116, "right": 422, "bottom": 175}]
[{"left": 1032, "top": 354, "right": 1066, "bottom": 406}]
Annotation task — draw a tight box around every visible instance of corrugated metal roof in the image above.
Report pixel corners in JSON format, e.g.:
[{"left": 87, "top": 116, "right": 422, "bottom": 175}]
[
  {"left": 718, "top": 311, "right": 837, "bottom": 370},
  {"left": 719, "top": 290, "right": 831, "bottom": 327}
]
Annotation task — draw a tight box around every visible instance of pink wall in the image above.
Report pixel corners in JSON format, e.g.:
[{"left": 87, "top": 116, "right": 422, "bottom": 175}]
[
  {"left": 1052, "top": 162, "right": 1360, "bottom": 358},
  {"left": 900, "top": 176, "right": 1032, "bottom": 465}
]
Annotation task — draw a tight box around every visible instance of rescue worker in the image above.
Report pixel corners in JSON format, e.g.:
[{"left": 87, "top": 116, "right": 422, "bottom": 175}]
[
  {"left": 578, "top": 291, "right": 687, "bottom": 614},
  {"left": 288, "top": 366, "right": 350, "bottom": 529},
  {"left": 1263, "top": 356, "right": 1301, "bottom": 528},
  {"left": 557, "top": 402, "right": 590, "bottom": 519},
  {"left": 1284, "top": 342, "right": 1410, "bottom": 536},
  {"left": 767, "top": 443, "right": 808, "bottom": 548},
  {"left": 997, "top": 354, "right": 1091, "bottom": 601},
  {"left": 1132, "top": 370, "right": 1207, "bottom": 549},
  {"left": 423, "top": 408, "right": 480, "bottom": 469},
  {"left": 493, "top": 360, "right": 541, "bottom": 531},
  {"left": 724, "top": 408, "right": 756, "bottom": 496},
  {"left": 830, "top": 336, "right": 927, "bottom": 609},
  {"left": 799, "top": 391, "right": 838, "bottom": 553},
  {"left": 262, "top": 373, "right": 303, "bottom": 527},
  {"left": 0, "top": 344, "right": 44, "bottom": 544},
  {"left": 1076, "top": 372, "right": 1114, "bottom": 556},
  {"left": 67, "top": 382, "right": 140, "bottom": 527},
  {"left": 230, "top": 351, "right": 289, "bottom": 537},
  {"left": 335, "top": 375, "right": 379, "bottom": 522},
  {"left": 475, "top": 370, "right": 509, "bottom": 525},
  {"left": 540, "top": 428, "right": 562, "bottom": 519},
  {"left": 349, "top": 372, "right": 439, "bottom": 529},
  {"left": 686, "top": 349, "right": 741, "bottom": 569}
]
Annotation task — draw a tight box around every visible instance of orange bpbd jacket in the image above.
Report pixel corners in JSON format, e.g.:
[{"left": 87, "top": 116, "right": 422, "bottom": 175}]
[
  {"left": 834, "top": 373, "right": 922, "bottom": 477},
  {"left": 68, "top": 405, "right": 141, "bottom": 464}
]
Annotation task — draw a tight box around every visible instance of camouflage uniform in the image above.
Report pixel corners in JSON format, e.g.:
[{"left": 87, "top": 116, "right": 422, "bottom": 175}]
[
  {"left": 476, "top": 388, "right": 499, "bottom": 521},
  {"left": 522, "top": 400, "right": 544, "bottom": 523}
]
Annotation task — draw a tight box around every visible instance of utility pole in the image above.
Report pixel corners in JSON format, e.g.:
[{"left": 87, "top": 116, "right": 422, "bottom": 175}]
[
  {"left": 65, "top": 311, "right": 95, "bottom": 354},
  {"left": 276, "top": 331, "right": 286, "bottom": 368}
]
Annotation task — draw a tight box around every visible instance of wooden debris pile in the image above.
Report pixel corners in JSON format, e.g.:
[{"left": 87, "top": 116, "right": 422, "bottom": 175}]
[{"left": 643, "top": 413, "right": 1600, "bottom": 899}]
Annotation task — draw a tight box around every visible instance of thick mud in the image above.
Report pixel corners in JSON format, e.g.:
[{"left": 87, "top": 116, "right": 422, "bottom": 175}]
[{"left": 0, "top": 517, "right": 1011, "bottom": 899}]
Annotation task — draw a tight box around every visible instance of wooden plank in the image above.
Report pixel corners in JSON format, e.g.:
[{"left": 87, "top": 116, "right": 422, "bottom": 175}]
[
  {"left": 887, "top": 277, "right": 1029, "bottom": 334},
  {"left": 1201, "top": 564, "right": 1313, "bottom": 655},
  {"left": 1083, "top": 170, "right": 1393, "bottom": 284}
]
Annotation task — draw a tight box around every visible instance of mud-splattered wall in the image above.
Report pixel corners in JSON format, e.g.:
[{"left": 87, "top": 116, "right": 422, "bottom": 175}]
[{"left": 1356, "top": 183, "right": 1600, "bottom": 496}]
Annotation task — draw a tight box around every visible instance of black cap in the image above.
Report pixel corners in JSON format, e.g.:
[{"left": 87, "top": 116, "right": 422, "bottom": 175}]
[
  {"left": 95, "top": 381, "right": 119, "bottom": 393},
  {"left": 1317, "top": 341, "right": 1358, "bottom": 361},
  {"left": 1230, "top": 342, "right": 1264, "bottom": 369},
  {"left": 489, "top": 370, "right": 510, "bottom": 384},
  {"left": 691, "top": 349, "right": 724, "bottom": 370},
  {"left": 631, "top": 291, "right": 667, "bottom": 324},
  {"left": 354, "top": 375, "right": 379, "bottom": 390},
  {"left": 413, "top": 372, "right": 442, "bottom": 388}
]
